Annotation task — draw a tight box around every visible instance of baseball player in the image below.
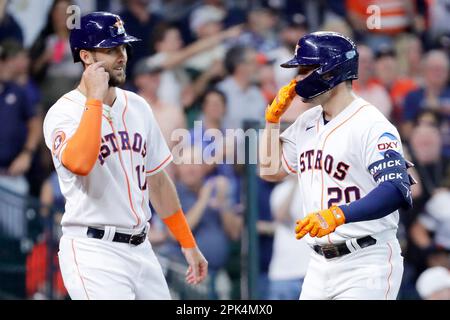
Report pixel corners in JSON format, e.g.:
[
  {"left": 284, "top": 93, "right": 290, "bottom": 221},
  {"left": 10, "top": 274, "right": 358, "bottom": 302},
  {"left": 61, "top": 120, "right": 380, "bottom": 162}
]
[
  {"left": 259, "top": 32, "right": 416, "bottom": 300},
  {"left": 42, "top": 12, "right": 208, "bottom": 300}
]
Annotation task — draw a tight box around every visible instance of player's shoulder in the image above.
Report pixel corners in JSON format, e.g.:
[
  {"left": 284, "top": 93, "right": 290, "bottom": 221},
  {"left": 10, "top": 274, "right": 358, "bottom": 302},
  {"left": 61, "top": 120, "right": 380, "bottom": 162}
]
[
  {"left": 354, "top": 98, "right": 395, "bottom": 127},
  {"left": 352, "top": 98, "right": 400, "bottom": 140},
  {"left": 47, "top": 90, "right": 85, "bottom": 113},
  {"left": 44, "top": 90, "right": 85, "bottom": 121}
]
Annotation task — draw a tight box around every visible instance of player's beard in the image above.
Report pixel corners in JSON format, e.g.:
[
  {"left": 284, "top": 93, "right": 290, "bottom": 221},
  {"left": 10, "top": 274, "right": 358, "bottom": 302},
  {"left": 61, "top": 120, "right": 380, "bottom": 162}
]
[{"left": 107, "top": 66, "right": 126, "bottom": 87}]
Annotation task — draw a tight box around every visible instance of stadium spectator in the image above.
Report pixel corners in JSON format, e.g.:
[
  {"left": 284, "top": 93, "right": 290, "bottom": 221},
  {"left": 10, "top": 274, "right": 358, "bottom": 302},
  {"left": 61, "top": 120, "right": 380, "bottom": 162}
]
[
  {"left": 148, "top": 21, "right": 241, "bottom": 109},
  {"left": 185, "top": 4, "right": 227, "bottom": 74},
  {"left": 416, "top": 266, "right": 450, "bottom": 300},
  {"left": 353, "top": 44, "right": 393, "bottom": 118},
  {"left": 119, "top": 0, "right": 162, "bottom": 76},
  {"left": 216, "top": 45, "right": 266, "bottom": 130},
  {"left": 410, "top": 173, "right": 450, "bottom": 270},
  {"left": 236, "top": 7, "right": 280, "bottom": 55},
  {"left": 395, "top": 33, "right": 423, "bottom": 82},
  {"left": 0, "top": 39, "right": 46, "bottom": 196},
  {"left": 133, "top": 57, "right": 186, "bottom": 150},
  {"left": 373, "top": 43, "right": 418, "bottom": 125},
  {"left": 401, "top": 50, "right": 450, "bottom": 157},
  {"left": 0, "top": 42, "right": 41, "bottom": 239},
  {"left": 29, "top": 0, "right": 82, "bottom": 112},
  {"left": 157, "top": 147, "right": 241, "bottom": 299}
]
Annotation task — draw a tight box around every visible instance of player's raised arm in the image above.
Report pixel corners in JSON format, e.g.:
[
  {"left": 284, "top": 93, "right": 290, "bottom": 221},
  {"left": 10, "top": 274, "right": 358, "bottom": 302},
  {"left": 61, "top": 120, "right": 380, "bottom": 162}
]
[
  {"left": 60, "top": 62, "right": 109, "bottom": 176},
  {"left": 259, "top": 80, "right": 297, "bottom": 182},
  {"left": 147, "top": 170, "right": 208, "bottom": 285}
]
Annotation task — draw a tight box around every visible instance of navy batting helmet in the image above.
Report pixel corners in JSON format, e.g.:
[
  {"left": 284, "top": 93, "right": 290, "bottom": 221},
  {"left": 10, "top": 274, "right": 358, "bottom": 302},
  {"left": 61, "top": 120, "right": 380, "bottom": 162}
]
[
  {"left": 281, "top": 31, "right": 358, "bottom": 99},
  {"left": 69, "top": 12, "right": 141, "bottom": 63}
]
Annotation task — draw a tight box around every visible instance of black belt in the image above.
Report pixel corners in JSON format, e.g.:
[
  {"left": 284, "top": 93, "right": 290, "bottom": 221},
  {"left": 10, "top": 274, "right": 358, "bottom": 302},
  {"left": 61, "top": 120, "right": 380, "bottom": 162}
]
[
  {"left": 87, "top": 227, "right": 147, "bottom": 246},
  {"left": 313, "top": 236, "right": 377, "bottom": 259}
]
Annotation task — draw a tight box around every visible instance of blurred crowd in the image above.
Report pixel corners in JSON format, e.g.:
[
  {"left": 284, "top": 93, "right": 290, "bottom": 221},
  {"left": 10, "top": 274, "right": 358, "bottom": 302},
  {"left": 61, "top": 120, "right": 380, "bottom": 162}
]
[{"left": 1, "top": 0, "right": 450, "bottom": 300}]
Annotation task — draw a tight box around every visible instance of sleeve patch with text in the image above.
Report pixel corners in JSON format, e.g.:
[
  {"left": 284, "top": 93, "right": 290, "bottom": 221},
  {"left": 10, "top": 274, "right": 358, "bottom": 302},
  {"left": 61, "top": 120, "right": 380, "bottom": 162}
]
[{"left": 376, "top": 132, "right": 401, "bottom": 156}]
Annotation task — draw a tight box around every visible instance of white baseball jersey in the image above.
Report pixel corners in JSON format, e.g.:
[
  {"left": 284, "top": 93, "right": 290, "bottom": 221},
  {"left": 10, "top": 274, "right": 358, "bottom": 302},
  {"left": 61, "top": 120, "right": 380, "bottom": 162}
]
[
  {"left": 280, "top": 97, "right": 403, "bottom": 246},
  {"left": 43, "top": 87, "right": 173, "bottom": 233}
]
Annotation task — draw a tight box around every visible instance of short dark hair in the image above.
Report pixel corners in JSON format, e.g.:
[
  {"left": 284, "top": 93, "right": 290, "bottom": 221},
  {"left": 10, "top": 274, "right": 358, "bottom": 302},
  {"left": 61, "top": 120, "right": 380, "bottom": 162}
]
[
  {"left": 201, "top": 88, "right": 227, "bottom": 108},
  {"left": 224, "top": 45, "right": 251, "bottom": 75}
]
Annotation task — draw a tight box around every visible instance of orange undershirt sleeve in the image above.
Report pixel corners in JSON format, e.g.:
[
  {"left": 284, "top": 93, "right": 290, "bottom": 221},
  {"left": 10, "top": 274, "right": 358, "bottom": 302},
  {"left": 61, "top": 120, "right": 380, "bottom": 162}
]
[{"left": 61, "top": 99, "right": 103, "bottom": 176}]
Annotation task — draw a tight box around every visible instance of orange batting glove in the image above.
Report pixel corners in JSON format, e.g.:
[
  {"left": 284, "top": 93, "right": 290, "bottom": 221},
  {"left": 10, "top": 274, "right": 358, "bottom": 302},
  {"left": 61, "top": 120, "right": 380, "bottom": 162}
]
[
  {"left": 295, "top": 206, "right": 346, "bottom": 239},
  {"left": 265, "top": 79, "right": 297, "bottom": 123}
]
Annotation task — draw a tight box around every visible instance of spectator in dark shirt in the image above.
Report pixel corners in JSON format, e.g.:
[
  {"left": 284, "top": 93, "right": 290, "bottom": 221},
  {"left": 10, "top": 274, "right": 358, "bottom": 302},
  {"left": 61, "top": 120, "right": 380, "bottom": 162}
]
[
  {"left": 1, "top": 39, "right": 45, "bottom": 196},
  {"left": 0, "top": 0, "right": 23, "bottom": 45},
  {"left": 0, "top": 44, "right": 41, "bottom": 239},
  {"left": 402, "top": 50, "right": 450, "bottom": 157}
]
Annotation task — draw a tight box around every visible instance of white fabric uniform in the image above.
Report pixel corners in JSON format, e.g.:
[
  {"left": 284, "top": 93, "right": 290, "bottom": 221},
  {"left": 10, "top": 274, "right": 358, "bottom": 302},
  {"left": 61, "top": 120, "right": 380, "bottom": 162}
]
[
  {"left": 43, "top": 88, "right": 173, "bottom": 299},
  {"left": 280, "top": 97, "right": 404, "bottom": 300}
]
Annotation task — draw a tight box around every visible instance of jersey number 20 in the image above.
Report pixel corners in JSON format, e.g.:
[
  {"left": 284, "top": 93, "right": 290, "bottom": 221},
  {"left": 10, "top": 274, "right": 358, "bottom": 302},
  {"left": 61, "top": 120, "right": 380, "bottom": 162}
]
[{"left": 327, "top": 186, "right": 360, "bottom": 207}]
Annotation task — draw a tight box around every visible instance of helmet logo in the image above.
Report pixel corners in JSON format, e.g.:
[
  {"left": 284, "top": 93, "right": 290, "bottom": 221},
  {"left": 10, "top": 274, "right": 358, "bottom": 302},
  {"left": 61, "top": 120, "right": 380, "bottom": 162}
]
[
  {"left": 346, "top": 50, "right": 356, "bottom": 59},
  {"left": 114, "top": 17, "right": 125, "bottom": 35},
  {"left": 295, "top": 44, "right": 301, "bottom": 56}
]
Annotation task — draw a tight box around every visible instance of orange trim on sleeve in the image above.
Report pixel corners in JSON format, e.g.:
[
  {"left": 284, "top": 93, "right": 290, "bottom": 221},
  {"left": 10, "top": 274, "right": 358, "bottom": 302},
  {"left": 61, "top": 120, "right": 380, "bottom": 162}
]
[
  {"left": 162, "top": 209, "right": 197, "bottom": 249},
  {"left": 146, "top": 154, "right": 172, "bottom": 174},
  {"left": 282, "top": 151, "right": 297, "bottom": 174},
  {"left": 61, "top": 99, "right": 102, "bottom": 176}
]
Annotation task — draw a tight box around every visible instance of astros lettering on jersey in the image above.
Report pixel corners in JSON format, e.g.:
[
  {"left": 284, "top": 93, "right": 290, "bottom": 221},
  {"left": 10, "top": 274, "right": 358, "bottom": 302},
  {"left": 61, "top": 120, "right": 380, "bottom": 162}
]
[
  {"left": 280, "top": 97, "right": 403, "bottom": 246},
  {"left": 43, "top": 87, "right": 172, "bottom": 233}
]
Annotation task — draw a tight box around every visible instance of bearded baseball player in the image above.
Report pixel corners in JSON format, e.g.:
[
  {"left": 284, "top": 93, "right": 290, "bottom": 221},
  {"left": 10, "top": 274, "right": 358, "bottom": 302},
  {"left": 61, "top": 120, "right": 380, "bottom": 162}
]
[
  {"left": 260, "top": 32, "right": 416, "bottom": 300},
  {"left": 43, "top": 12, "right": 208, "bottom": 300}
]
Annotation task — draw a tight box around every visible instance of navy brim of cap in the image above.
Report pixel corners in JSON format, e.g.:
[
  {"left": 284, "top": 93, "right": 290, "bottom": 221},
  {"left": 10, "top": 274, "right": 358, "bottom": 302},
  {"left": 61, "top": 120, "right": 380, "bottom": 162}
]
[{"left": 280, "top": 57, "right": 300, "bottom": 68}]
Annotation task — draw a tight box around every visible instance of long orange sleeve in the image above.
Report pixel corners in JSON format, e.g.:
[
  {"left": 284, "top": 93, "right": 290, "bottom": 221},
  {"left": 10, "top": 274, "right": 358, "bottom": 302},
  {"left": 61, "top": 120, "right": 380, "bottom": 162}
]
[{"left": 61, "top": 99, "right": 102, "bottom": 176}]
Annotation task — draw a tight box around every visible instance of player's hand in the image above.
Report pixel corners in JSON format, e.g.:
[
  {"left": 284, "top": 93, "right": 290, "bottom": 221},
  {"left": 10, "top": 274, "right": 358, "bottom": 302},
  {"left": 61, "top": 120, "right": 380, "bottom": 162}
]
[
  {"left": 265, "top": 79, "right": 297, "bottom": 123},
  {"left": 8, "top": 151, "right": 32, "bottom": 176},
  {"left": 295, "top": 206, "right": 346, "bottom": 239},
  {"left": 82, "top": 61, "right": 109, "bottom": 101},
  {"left": 182, "top": 247, "right": 208, "bottom": 285}
]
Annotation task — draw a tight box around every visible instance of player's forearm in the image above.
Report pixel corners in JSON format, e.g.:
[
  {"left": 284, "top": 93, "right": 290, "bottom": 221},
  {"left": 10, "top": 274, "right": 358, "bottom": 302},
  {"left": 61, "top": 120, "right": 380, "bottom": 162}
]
[
  {"left": 259, "top": 122, "right": 284, "bottom": 181},
  {"left": 147, "top": 170, "right": 182, "bottom": 218},
  {"left": 148, "top": 170, "right": 197, "bottom": 249},
  {"left": 339, "top": 181, "right": 407, "bottom": 223},
  {"left": 61, "top": 99, "right": 102, "bottom": 176}
]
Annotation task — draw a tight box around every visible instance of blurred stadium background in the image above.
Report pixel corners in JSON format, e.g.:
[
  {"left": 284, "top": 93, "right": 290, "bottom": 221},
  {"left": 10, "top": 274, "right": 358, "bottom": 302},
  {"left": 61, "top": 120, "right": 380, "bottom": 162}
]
[{"left": 1, "top": 0, "right": 450, "bottom": 300}]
